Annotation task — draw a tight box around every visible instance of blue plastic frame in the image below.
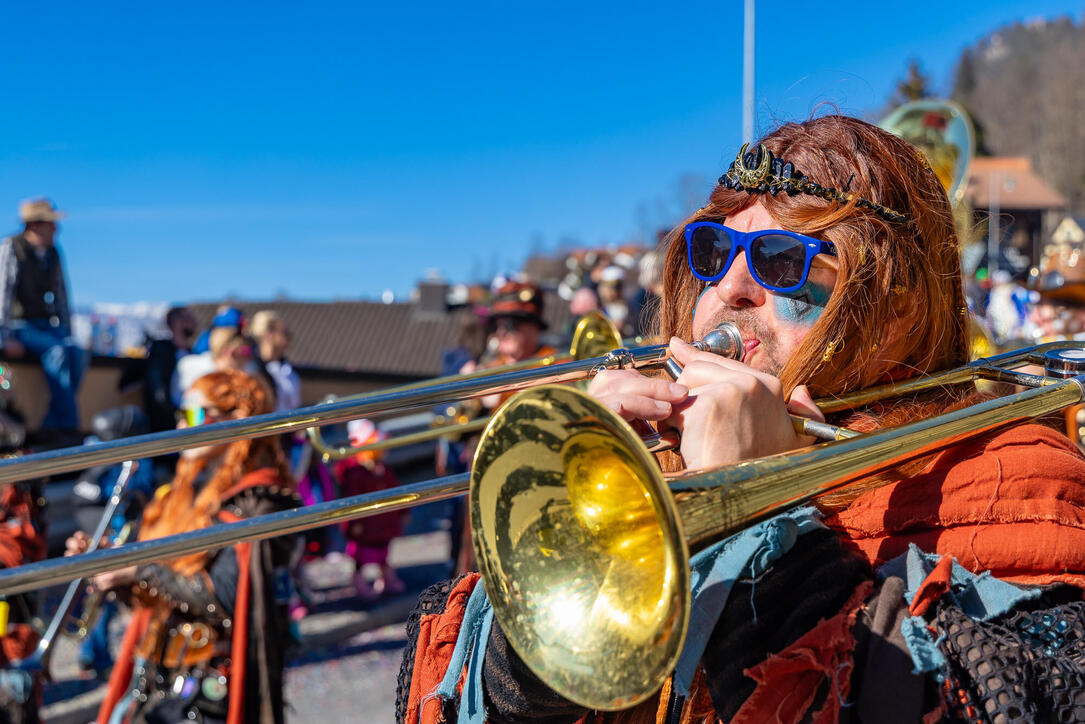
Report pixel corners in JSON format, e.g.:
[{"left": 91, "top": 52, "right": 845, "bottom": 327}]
[{"left": 683, "top": 221, "right": 836, "bottom": 294}]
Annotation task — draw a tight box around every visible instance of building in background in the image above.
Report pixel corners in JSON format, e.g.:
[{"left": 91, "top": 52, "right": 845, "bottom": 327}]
[{"left": 964, "top": 156, "right": 1067, "bottom": 274}]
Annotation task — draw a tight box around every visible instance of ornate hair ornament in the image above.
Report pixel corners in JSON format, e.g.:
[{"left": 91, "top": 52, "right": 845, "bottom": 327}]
[{"left": 718, "top": 143, "right": 912, "bottom": 225}]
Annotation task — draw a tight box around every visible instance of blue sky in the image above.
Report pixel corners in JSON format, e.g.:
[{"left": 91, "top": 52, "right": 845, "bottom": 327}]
[{"left": 1, "top": 1, "right": 1080, "bottom": 307}]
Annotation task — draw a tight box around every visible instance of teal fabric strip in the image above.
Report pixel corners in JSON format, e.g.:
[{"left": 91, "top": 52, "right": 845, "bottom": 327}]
[
  {"left": 673, "top": 507, "right": 823, "bottom": 697},
  {"left": 900, "top": 615, "right": 947, "bottom": 675},
  {"left": 458, "top": 603, "right": 495, "bottom": 723},
  {"left": 880, "top": 543, "right": 1039, "bottom": 622},
  {"left": 433, "top": 581, "right": 492, "bottom": 702},
  {"left": 879, "top": 543, "right": 1041, "bottom": 677}
]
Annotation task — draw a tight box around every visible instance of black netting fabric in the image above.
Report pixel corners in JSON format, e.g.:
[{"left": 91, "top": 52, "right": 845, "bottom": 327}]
[
  {"left": 936, "top": 594, "right": 1085, "bottom": 723},
  {"left": 395, "top": 576, "right": 464, "bottom": 724}
]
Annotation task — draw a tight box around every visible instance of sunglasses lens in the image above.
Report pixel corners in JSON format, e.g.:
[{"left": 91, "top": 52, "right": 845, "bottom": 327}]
[
  {"left": 689, "top": 225, "right": 732, "bottom": 278},
  {"left": 750, "top": 234, "right": 808, "bottom": 289},
  {"left": 184, "top": 407, "right": 206, "bottom": 427}
]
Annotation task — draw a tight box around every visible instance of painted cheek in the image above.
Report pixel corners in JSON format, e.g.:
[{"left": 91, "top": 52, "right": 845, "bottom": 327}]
[
  {"left": 773, "top": 281, "right": 832, "bottom": 327},
  {"left": 693, "top": 284, "right": 715, "bottom": 322}
]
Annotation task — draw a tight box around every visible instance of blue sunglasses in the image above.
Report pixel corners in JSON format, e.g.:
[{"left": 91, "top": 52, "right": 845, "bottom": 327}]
[{"left": 684, "top": 221, "right": 836, "bottom": 294}]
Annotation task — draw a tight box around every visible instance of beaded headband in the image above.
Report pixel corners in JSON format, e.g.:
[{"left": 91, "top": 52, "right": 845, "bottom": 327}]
[{"left": 717, "top": 143, "right": 911, "bottom": 225}]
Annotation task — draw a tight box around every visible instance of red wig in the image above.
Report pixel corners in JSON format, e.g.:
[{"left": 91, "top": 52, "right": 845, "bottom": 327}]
[
  {"left": 659, "top": 115, "right": 968, "bottom": 399},
  {"left": 138, "top": 369, "right": 292, "bottom": 575}
]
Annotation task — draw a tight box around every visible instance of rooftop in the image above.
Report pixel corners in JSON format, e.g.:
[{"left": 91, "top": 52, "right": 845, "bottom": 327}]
[
  {"left": 964, "top": 157, "right": 1067, "bottom": 210},
  {"left": 188, "top": 287, "right": 574, "bottom": 379}
]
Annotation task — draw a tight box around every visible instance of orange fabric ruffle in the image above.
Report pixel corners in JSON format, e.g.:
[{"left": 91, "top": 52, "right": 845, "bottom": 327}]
[
  {"left": 731, "top": 580, "right": 873, "bottom": 724},
  {"left": 826, "top": 423, "right": 1085, "bottom": 587},
  {"left": 408, "top": 573, "right": 481, "bottom": 724}
]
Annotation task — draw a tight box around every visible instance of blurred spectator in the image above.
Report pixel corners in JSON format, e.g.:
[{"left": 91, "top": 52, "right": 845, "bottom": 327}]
[
  {"left": 144, "top": 306, "right": 197, "bottom": 432},
  {"left": 335, "top": 419, "right": 406, "bottom": 600},
  {"left": 597, "top": 265, "right": 630, "bottom": 335},
  {"left": 190, "top": 305, "right": 244, "bottom": 354},
  {"left": 173, "top": 327, "right": 254, "bottom": 398},
  {"left": 587, "top": 251, "right": 613, "bottom": 287},
  {"left": 440, "top": 312, "right": 486, "bottom": 383},
  {"left": 1028, "top": 246, "right": 1085, "bottom": 340},
  {"left": 250, "top": 310, "right": 301, "bottom": 412},
  {"left": 630, "top": 249, "right": 664, "bottom": 338},
  {"left": 0, "top": 199, "right": 83, "bottom": 438},
  {"left": 986, "top": 270, "right": 1030, "bottom": 341},
  {"left": 568, "top": 286, "right": 600, "bottom": 317},
  {"left": 435, "top": 312, "right": 486, "bottom": 570}
]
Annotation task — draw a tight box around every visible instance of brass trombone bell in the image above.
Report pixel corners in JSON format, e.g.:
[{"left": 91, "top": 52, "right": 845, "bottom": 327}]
[{"left": 470, "top": 344, "right": 1085, "bottom": 710}]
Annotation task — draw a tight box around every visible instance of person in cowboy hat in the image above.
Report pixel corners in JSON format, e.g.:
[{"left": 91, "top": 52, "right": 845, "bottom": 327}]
[{"left": 0, "top": 198, "right": 83, "bottom": 438}]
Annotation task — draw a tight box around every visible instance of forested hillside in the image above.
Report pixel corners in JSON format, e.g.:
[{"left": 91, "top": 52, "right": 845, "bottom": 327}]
[{"left": 952, "top": 16, "right": 1085, "bottom": 212}]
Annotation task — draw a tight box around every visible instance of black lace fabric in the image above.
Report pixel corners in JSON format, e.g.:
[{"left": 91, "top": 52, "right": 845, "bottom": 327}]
[
  {"left": 937, "top": 591, "right": 1085, "bottom": 723},
  {"left": 395, "top": 576, "right": 463, "bottom": 724}
]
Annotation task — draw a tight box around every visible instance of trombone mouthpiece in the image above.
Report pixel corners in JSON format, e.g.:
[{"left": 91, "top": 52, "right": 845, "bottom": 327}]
[{"left": 696, "top": 323, "right": 743, "bottom": 361}]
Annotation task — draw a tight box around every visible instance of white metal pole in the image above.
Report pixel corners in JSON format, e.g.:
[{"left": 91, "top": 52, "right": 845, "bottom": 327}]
[
  {"left": 742, "top": 0, "right": 755, "bottom": 143},
  {"left": 988, "top": 171, "right": 1000, "bottom": 277}
]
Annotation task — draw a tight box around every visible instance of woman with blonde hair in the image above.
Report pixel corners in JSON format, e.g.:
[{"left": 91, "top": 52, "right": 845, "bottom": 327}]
[{"left": 68, "top": 369, "right": 298, "bottom": 724}]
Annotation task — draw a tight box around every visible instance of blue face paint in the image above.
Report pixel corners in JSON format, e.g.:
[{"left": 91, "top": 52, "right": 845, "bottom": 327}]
[
  {"left": 693, "top": 284, "right": 714, "bottom": 322},
  {"left": 773, "top": 280, "right": 832, "bottom": 326}
]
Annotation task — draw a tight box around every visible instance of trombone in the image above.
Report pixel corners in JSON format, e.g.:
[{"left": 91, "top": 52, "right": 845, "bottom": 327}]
[
  {"left": 469, "top": 344, "right": 1085, "bottom": 710},
  {"left": 16, "top": 461, "right": 136, "bottom": 676},
  {"left": 0, "top": 341, "right": 1080, "bottom": 599},
  {"left": 305, "top": 311, "right": 625, "bottom": 461}
]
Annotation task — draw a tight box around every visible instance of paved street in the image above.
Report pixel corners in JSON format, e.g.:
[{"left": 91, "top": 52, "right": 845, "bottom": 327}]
[{"left": 286, "top": 623, "right": 405, "bottom": 722}]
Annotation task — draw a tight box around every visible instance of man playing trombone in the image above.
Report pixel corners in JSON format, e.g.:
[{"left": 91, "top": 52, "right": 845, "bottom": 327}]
[{"left": 397, "top": 115, "right": 1085, "bottom": 723}]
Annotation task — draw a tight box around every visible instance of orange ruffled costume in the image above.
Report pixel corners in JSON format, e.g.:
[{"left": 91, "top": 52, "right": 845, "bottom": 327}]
[{"left": 825, "top": 423, "right": 1085, "bottom": 589}]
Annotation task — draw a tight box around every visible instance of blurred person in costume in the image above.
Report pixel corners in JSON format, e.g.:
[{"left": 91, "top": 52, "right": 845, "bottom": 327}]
[
  {"left": 334, "top": 419, "right": 406, "bottom": 600},
  {"left": 0, "top": 470, "right": 47, "bottom": 723},
  {"left": 450, "top": 282, "right": 556, "bottom": 573},
  {"left": 67, "top": 370, "right": 298, "bottom": 724},
  {"left": 0, "top": 199, "right": 83, "bottom": 440},
  {"left": 397, "top": 116, "right": 1085, "bottom": 723}
]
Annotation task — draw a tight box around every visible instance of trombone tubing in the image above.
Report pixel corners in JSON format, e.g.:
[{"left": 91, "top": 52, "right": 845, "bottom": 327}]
[
  {"left": 0, "top": 343, "right": 671, "bottom": 484},
  {"left": 673, "top": 373, "right": 1085, "bottom": 546},
  {"left": 2, "top": 370, "right": 1082, "bottom": 596},
  {"left": 0, "top": 473, "right": 471, "bottom": 596},
  {"left": 310, "top": 417, "right": 492, "bottom": 461}
]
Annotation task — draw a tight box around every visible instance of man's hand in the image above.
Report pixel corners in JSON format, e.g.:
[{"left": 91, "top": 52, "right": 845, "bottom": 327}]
[
  {"left": 3, "top": 340, "right": 24, "bottom": 359},
  {"left": 66, "top": 531, "right": 135, "bottom": 591},
  {"left": 91, "top": 566, "right": 137, "bottom": 591},
  {"left": 65, "top": 530, "right": 92, "bottom": 557},
  {"left": 586, "top": 368, "right": 689, "bottom": 422},
  {"left": 664, "top": 338, "right": 823, "bottom": 470}
]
